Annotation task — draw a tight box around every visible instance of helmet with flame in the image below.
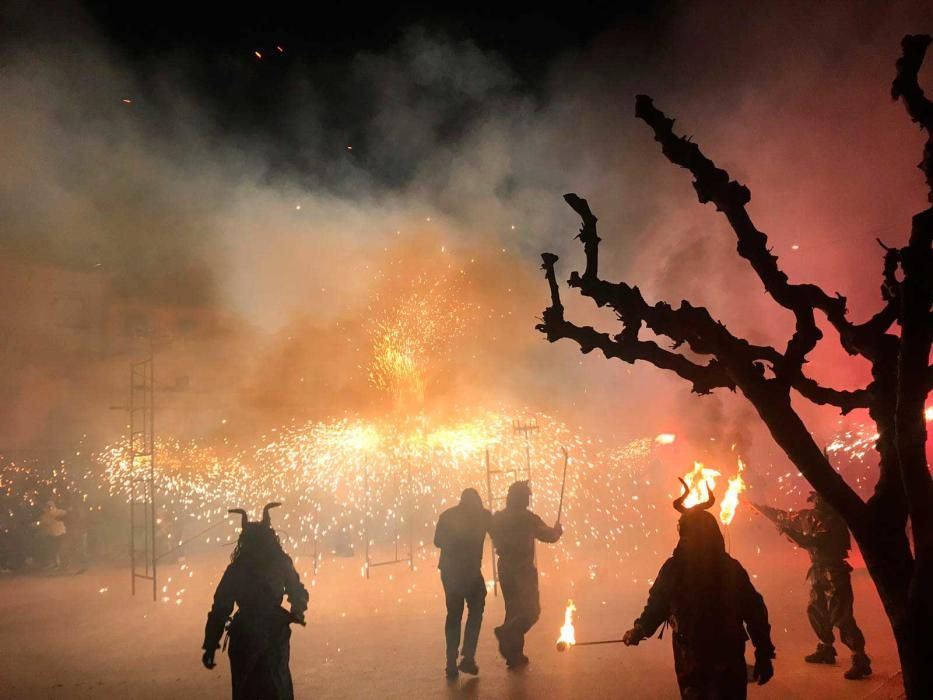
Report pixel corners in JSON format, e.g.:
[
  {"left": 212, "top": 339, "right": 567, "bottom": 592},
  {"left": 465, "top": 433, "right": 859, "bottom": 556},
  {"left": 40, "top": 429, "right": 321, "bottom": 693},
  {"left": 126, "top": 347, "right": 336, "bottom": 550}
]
[{"left": 672, "top": 477, "right": 715, "bottom": 514}]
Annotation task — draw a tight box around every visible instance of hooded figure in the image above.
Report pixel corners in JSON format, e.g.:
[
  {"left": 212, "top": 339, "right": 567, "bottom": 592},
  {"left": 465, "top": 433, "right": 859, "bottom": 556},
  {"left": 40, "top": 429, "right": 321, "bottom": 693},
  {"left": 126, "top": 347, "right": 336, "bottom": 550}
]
[
  {"left": 433, "top": 488, "right": 491, "bottom": 678},
  {"left": 490, "top": 480, "right": 563, "bottom": 669},
  {"left": 755, "top": 491, "right": 870, "bottom": 680},
  {"left": 202, "top": 503, "right": 309, "bottom": 700},
  {"left": 623, "top": 480, "right": 775, "bottom": 699}
]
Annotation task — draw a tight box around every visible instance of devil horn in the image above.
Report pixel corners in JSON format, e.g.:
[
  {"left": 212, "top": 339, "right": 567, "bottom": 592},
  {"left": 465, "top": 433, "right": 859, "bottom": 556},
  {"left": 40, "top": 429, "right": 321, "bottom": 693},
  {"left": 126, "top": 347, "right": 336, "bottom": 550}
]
[
  {"left": 262, "top": 502, "right": 282, "bottom": 526},
  {"left": 672, "top": 477, "right": 689, "bottom": 513},
  {"left": 228, "top": 508, "right": 248, "bottom": 529},
  {"left": 696, "top": 481, "right": 716, "bottom": 511}
]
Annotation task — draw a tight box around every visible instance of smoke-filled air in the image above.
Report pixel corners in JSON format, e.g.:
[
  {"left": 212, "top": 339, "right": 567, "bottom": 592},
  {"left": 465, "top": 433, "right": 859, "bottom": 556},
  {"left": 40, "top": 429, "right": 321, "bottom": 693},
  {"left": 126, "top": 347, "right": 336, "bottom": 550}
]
[{"left": 1, "top": 1, "right": 932, "bottom": 698}]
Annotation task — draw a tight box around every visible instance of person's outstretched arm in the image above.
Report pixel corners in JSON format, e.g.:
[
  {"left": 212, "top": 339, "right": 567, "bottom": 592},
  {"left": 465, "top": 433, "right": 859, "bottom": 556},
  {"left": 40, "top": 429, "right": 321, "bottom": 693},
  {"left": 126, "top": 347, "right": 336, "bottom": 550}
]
[
  {"left": 532, "top": 513, "right": 562, "bottom": 543},
  {"left": 623, "top": 558, "right": 676, "bottom": 645}
]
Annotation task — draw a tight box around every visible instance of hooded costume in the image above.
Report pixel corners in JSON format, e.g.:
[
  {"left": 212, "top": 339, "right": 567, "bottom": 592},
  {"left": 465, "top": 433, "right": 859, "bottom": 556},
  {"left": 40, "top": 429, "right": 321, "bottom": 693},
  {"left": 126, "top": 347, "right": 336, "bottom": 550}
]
[
  {"left": 490, "top": 481, "right": 562, "bottom": 668},
  {"left": 202, "top": 503, "right": 309, "bottom": 700},
  {"left": 624, "top": 480, "right": 775, "bottom": 699},
  {"left": 757, "top": 492, "right": 870, "bottom": 679},
  {"left": 433, "top": 487, "right": 491, "bottom": 677}
]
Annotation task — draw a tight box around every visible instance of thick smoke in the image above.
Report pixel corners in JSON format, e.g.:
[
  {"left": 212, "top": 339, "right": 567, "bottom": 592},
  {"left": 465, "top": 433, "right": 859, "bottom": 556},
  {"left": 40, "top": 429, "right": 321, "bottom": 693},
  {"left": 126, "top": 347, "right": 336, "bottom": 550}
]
[{"left": 0, "top": 2, "right": 929, "bottom": 465}]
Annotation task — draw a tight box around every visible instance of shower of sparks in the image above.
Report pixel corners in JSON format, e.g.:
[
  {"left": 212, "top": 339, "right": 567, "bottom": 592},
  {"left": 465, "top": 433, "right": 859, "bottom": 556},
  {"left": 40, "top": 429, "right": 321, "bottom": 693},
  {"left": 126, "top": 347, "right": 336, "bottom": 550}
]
[
  {"left": 4, "top": 408, "right": 928, "bottom": 606},
  {"left": 367, "top": 275, "right": 477, "bottom": 405}
]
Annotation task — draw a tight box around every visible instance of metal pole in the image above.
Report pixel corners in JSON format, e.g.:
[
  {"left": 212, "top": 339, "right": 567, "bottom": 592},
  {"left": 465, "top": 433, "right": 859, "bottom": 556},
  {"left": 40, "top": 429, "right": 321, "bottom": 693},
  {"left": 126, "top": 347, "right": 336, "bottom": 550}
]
[
  {"left": 407, "top": 459, "right": 414, "bottom": 571},
  {"left": 129, "top": 364, "right": 136, "bottom": 596},
  {"left": 557, "top": 447, "right": 569, "bottom": 524},
  {"left": 485, "top": 448, "right": 497, "bottom": 597},
  {"left": 149, "top": 354, "right": 157, "bottom": 602},
  {"left": 571, "top": 639, "right": 627, "bottom": 647},
  {"left": 364, "top": 465, "right": 370, "bottom": 579},
  {"left": 130, "top": 478, "right": 136, "bottom": 596}
]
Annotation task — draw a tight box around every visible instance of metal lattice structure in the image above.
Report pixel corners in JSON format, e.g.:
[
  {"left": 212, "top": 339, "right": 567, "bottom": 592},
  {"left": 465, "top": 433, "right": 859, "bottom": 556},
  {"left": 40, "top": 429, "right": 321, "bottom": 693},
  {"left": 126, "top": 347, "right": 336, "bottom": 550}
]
[
  {"left": 128, "top": 356, "right": 157, "bottom": 601},
  {"left": 484, "top": 429, "right": 535, "bottom": 597}
]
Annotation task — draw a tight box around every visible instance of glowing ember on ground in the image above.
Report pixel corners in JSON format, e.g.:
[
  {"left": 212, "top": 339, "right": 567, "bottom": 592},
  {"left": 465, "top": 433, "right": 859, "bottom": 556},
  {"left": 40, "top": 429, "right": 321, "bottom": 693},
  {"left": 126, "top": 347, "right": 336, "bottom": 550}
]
[
  {"left": 654, "top": 433, "right": 676, "bottom": 445},
  {"left": 556, "top": 599, "right": 576, "bottom": 651}
]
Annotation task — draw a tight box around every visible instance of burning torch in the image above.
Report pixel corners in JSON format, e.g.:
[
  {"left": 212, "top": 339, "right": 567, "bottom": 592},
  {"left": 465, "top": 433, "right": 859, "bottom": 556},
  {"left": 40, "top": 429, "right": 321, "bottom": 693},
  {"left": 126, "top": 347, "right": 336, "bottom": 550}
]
[{"left": 555, "top": 599, "right": 629, "bottom": 652}]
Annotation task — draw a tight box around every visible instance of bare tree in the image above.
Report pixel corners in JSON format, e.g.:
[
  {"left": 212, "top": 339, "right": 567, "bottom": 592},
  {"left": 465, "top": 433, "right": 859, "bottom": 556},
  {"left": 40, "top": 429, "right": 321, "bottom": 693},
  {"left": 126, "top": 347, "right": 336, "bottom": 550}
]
[{"left": 537, "top": 35, "right": 933, "bottom": 697}]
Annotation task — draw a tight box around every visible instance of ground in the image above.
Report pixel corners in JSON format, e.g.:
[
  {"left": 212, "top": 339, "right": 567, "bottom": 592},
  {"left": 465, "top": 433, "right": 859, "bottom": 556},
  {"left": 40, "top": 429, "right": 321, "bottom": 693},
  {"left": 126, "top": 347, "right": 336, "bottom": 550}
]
[{"left": 0, "top": 538, "right": 906, "bottom": 700}]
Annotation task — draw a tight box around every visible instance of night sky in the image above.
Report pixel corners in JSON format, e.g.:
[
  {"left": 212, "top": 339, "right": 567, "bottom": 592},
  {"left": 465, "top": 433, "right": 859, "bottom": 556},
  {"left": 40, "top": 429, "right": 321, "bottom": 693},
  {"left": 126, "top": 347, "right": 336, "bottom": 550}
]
[{"left": 3, "top": 1, "right": 673, "bottom": 183}]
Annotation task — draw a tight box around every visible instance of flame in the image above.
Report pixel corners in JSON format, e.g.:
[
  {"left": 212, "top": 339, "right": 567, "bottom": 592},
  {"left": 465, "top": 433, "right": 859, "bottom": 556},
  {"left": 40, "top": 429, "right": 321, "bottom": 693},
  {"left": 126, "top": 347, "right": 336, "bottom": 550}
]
[
  {"left": 679, "top": 459, "right": 746, "bottom": 524},
  {"left": 654, "top": 433, "right": 676, "bottom": 445},
  {"left": 719, "top": 458, "right": 747, "bottom": 525},
  {"left": 925, "top": 406, "right": 933, "bottom": 422},
  {"left": 557, "top": 599, "right": 576, "bottom": 648},
  {"left": 680, "top": 462, "right": 721, "bottom": 508}
]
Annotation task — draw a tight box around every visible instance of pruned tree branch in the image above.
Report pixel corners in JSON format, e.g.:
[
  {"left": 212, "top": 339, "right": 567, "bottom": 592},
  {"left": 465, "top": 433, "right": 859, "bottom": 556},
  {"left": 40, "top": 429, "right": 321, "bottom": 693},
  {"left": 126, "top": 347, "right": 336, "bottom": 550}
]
[
  {"left": 633, "top": 95, "right": 849, "bottom": 369},
  {"left": 792, "top": 373, "right": 871, "bottom": 415},
  {"left": 538, "top": 194, "right": 865, "bottom": 522},
  {"left": 537, "top": 253, "right": 736, "bottom": 395},
  {"left": 893, "top": 34, "right": 933, "bottom": 202}
]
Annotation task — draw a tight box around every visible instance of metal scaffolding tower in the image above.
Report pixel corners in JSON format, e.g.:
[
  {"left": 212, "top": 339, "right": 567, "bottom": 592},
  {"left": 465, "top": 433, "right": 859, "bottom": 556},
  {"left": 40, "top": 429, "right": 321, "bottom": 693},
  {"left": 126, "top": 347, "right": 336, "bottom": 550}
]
[
  {"left": 484, "top": 433, "right": 535, "bottom": 597},
  {"left": 128, "top": 354, "right": 157, "bottom": 601}
]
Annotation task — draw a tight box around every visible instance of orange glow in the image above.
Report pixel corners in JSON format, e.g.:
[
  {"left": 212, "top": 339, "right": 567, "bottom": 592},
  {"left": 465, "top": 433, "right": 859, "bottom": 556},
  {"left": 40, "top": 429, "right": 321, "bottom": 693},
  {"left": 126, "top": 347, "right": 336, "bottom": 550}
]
[
  {"left": 719, "top": 458, "right": 747, "bottom": 526},
  {"left": 556, "top": 599, "right": 576, "bottom": 650}
]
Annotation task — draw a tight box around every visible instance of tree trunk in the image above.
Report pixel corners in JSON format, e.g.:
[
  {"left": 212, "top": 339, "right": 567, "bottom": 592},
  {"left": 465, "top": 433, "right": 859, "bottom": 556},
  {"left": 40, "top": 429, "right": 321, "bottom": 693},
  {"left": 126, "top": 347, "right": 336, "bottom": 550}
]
[{"left": 856, "top": 528, "right": 933, "bottom": 697}]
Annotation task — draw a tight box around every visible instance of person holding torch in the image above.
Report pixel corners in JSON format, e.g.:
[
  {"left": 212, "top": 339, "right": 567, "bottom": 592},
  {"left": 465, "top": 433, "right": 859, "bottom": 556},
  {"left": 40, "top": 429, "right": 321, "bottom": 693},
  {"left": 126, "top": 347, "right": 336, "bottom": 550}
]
[
  {"left": 623, "top": 480, "right": 775, "bottom": 699},
  {"left": 490, "top": 480, "right": 563, "bottom": 669}
]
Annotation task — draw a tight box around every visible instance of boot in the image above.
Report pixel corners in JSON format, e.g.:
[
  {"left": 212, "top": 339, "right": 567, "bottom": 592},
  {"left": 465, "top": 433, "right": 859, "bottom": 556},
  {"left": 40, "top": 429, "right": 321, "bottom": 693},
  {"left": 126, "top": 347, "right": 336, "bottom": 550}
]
[
  {"left": 844, "top": 653, "right": 872, "bottom": 680},
  {"left": 506, "top": 654, "right": 529, "bottom": 670},
  {"left": 804, "top": 643, "right": 837, "bottom": 664},
  {"left": 458, "top": 658, "right": 479, "bottom": 675},
  {"left": 445, "top": 664, "right": 459, "bottom": 680}
]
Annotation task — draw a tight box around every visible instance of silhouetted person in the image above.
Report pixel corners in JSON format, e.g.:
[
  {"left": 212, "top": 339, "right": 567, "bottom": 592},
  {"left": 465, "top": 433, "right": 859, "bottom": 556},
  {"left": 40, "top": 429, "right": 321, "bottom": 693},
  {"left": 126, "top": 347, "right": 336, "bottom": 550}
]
[
  {"left": 490, "top": 480, "right": 562, "bottom": 669},
  {"left": 38, "top": 498, "right": 66, "bottom": 570},
  {"left": 202, "top": 503, "right": 308, "bottom": 700},
  {"left": 434, "top": 488, "right": 491, "bottom": 679},
  {"left": 754, "top": 491, "right": 871, "bottom": 680},
  {"left": 624, "top": 480, "right": 775, "bottom": 699}
]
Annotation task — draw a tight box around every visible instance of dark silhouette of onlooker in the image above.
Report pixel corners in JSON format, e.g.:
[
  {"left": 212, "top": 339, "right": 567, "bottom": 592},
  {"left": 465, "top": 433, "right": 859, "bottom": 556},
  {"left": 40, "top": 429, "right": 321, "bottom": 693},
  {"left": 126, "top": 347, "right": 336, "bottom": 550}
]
[{"left": 433, "top": 488, "right": 491, "bottom": 679}]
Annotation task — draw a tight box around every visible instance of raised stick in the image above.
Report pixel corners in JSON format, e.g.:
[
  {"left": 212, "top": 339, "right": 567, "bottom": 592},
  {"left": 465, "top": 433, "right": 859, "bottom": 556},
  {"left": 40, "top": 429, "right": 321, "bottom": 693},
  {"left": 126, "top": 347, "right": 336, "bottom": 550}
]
[{"left": 557, "top": 446, "right": 570, "bottom": 524}]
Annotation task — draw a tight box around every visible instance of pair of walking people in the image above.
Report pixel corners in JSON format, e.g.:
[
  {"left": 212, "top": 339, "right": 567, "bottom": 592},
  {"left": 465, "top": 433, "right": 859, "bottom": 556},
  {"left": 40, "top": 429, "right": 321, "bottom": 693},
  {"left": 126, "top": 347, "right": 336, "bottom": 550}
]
[{"left": 433, "top": 481, "right": 562, "bottom": 678}]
